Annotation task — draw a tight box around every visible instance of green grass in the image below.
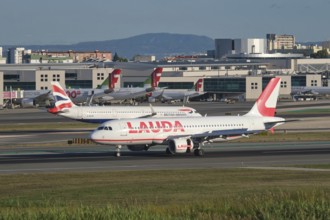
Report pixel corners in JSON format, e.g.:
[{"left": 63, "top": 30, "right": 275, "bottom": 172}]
[
  {"left": 0, "top": 169, "right": 330, "bottom": 219},
  {"left": 282, "top": 108, "right": 330, "bottom": 115},
  {"left": 0, "top": 122, "right": 96, "bottom": 131},
  {"left": 290, "top": 164, "right": 330, "bottom": 169},
  {"left": 234, "top": 131, "right": 330, "bottom": 142}
]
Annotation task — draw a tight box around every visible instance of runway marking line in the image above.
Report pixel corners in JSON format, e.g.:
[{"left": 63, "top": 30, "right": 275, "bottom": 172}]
[{"left": 244, "top": 167, "right": 330, "bottom": 172}]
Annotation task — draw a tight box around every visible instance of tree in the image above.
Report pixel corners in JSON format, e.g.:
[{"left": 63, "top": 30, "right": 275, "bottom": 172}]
[
  {"left": 112, "top": 52, "right": 128, "bottom": 62},
  {"left": 311, "top": 49, "right": 329, "bottom": 58}
]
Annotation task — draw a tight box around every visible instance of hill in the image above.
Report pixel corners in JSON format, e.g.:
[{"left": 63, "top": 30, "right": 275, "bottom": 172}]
[{"left": 11, "top": 33, "right": 215, "bottom": 59}]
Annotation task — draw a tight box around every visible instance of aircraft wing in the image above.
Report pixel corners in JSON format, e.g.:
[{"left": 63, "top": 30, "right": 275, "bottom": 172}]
[
  {"left": 303, "top": 89, "right": 319, "bottom": 95},
  {"left": 167, "top": 128, "right": 255, "bottom": 142},
  {"left": 161, "top": 94, "right": 174, "bottom": 100},
  {"left": 34, "top": 91, "right": 53, "bottom": 105}
]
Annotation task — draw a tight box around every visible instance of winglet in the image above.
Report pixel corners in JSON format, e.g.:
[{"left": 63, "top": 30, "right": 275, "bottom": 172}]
[
  {"left": 149, "top": 104, "right": 157, "bottom": 116},
  {"left": 245, "top": 77, "right": 281, "bottom": 117}
]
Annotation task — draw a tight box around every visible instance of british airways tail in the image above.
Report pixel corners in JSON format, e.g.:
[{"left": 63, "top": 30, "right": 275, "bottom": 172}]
[
  {"left": 48, "top": 82, "right": 76, "bottom": 114},
  {"left": 245, "top": 77, "right": 281, "bottom": 117}
]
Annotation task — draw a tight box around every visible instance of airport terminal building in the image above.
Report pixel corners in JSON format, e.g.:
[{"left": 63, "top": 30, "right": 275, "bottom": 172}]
[{"left": 0, "top": 58, "right": 328, "bottom": 107}]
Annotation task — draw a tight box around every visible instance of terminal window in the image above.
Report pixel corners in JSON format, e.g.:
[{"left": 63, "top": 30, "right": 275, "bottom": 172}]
[
  {"left": 251, "top": 82, "right": 258, "bottom": 90},
  {"left": 311, "top": 80, "right": 317, "bottom": 86},
  {"left": 281, "top": 81, "right": 287, "bottom": 88}
]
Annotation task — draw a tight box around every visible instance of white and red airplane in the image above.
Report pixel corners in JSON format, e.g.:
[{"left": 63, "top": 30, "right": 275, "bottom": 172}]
[
  {"left": 148, "top": 78, "right": 205, "bottom": 103},
  {"left": 92, "top": 67, "right": 163, "bottom": 104},
  {"left": 48, "top": 81, "right": 201, "bottom": 123},
  {"left": 90, "top": 77, "right": 286, "bottom": 157}
]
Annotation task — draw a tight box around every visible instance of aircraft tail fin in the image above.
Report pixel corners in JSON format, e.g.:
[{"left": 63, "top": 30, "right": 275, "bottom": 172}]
[
  {"left": 144, "top": 67, "right": 163, "bottom": 89},
  {"left": 109, "top": 69, "right": 121, "bottom": 89},
  {"left": 194, "top": 78, "right": 203, "bottom": 92},
  {"left": 48, "top": 82, "right": 76, "bottom": 114},
  {"left": 245, "top": 77, "right": 281, "bottom": 117}
]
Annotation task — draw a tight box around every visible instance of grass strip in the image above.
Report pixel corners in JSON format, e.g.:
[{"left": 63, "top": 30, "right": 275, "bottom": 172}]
[
  {"left": 0, "top": 122, "right": 96, "bottom": 131},
  {"left": 289, "top": 164, "right": 330, "bottom": 169},
  {"left": 0, "top": 169, "right": 329, "bottom": 219},
  {"left": 234, "top": 131, "right": 330, "bottom": 142},
  {"left": 281, "top": 108, "right": 330, "bottom": 115}
]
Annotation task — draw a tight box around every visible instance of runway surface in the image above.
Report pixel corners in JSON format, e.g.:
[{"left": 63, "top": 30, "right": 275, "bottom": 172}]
[
  {"left": 1, "top": 100, "right": 330, "bottom": 124},
  {"left": 0, "top": 141, "right": 330, "bottom": 174},
  {"left": 0, "top": 100, "right": 330, "bottom": 174}
]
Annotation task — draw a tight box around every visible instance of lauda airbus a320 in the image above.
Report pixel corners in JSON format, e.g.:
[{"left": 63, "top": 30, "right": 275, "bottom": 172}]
[{"left": 91, "top": 78, "right": 287, "bottom": 157}]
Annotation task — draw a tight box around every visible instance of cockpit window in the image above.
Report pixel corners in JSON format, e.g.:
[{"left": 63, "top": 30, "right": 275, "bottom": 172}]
[{"left": 97, "top": 126, "right": 113, "bottom": 131}]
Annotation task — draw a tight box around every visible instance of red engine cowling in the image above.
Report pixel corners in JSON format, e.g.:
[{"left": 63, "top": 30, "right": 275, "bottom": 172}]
[{"left": 168, "top": 138, "right": 193, "bottom": 154}]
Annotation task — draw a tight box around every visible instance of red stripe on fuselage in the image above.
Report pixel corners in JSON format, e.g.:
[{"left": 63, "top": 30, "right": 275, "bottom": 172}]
[
  {"left": 179, "top": 108, "right": 192, "bottom": 112},
  {"left": 93, "top": 138, "right": 165, "bottom": 143}
]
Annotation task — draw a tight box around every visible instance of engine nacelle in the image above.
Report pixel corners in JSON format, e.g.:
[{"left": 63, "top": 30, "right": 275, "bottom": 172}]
[
  {"left": 21, "top": 98, "right": 36, "bottom": 108},
  {"left": 127, "top": 145, "right": 149, "bottom": 151},
  {"left": 168, "top": 138, "right": 193, "bottom": 154},
  {"left": 148, "top": 97, "right": 156, "bottom": 103}
]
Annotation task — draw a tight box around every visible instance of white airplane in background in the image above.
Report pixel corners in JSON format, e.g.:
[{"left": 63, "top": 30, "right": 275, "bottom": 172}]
[
  {"left": 291, "top": 86, "right": 330, "bottom": 95},
  {"left": 148, "top": 78, "right": 205, "bottom": 103},
  {"left": 291, "top": 86, "right": 330, "bottom": 101},
  {"left": 63, "top": 69, "right": 121, "bottom": 104},
  {"left": 93, "top": 68, "right": 163, "bottom": 103},
  {"left": 91, "top": 77, "right": 287, "bottom": 157},
  {"left": 15, "top": 70, "right": 117, "bottom": 108},
  {"left": 48, "top": 81, "right": 201, "bottom": 123}
]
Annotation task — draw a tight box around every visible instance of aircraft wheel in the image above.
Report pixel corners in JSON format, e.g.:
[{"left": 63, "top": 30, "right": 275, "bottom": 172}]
[
  {"left": 166, "top": 147, "right": 174, "bottom": 155},
  {"left": 194, "top": 149, "right": 204, "bottom": 156}
]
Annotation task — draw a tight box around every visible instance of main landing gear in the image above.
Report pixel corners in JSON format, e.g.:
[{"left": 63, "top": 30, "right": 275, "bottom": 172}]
[
  {"left": 193, "top": 148, "right": 204, "bottom": 156},
  {"left": 115, "top": 145, "right": 122, "bottom": 157},
  {"left": 193, "top": 142, "right": 205, "bottom": 156}
]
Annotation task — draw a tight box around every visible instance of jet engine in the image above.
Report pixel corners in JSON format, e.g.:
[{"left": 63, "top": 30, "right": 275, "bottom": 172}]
[
  {"left": 148, "top": 97, "right": 156, "bottom": 103},
  {"left": 21, "top": 98, "right": 36, "bottom": 108},
  {"left": 127, "top": 145, "right": 150, "bottom": 151},
  {"left": 167, "top": 138, "right": 193, "bottom": 154}
]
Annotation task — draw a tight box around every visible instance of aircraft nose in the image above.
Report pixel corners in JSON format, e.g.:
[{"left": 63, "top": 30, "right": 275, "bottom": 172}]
[{"left": 90, "top": 131, "right": 101, "bottom": 143}]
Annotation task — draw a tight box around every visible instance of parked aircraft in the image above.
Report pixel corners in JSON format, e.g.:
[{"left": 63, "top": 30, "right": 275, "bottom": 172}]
[
  {"left": 148, "top": 78, "right": 205, "bottom": 103},
  {"left": 291, "top": 86, "right": 330, "bottom": 95},
  {"left": 291, "top": 86, "right": 330, "bottom": 101},
  {"left": 48, "top": 81, "right": 201, "bottom": 123},
  {"left": 91, "top": 77, "right": 286, "bottom": 157},
  {"left": 62, "top": 69, "right": 121, "bottom": 104},
  {"left": 19, "top": 90, "right": 53, "bottom": 108},
  {"left": 92, "top": 68, "right": 163, "bottom": 104},
  {"left": 14, "top": 70, "right": 115, "bottom": 108}
]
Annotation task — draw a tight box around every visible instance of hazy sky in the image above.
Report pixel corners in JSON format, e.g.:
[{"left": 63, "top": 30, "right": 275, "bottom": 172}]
[{"left": 0, "top": 0, "right": 329, "bottom": 45}]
